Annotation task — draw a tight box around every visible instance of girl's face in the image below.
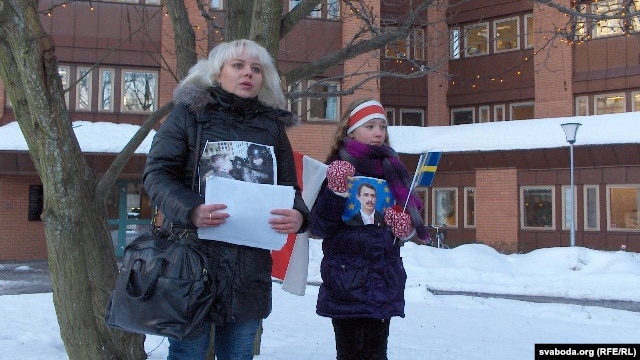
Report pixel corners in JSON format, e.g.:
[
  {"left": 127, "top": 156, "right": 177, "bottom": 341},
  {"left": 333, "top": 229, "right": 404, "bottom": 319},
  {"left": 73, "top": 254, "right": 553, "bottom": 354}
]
[
  {"left": 217, "top": 52, "right": 263, "bottom": 98},
  {"left": 348, "top": 119, "right": 387, "bottom": 146}
]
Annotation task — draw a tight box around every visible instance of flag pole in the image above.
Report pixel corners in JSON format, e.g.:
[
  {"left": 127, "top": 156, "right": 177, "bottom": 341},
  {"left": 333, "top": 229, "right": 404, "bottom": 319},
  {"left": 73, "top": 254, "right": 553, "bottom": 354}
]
[{"left": 402, "top": 153, "right": 425, "bottom": 211}]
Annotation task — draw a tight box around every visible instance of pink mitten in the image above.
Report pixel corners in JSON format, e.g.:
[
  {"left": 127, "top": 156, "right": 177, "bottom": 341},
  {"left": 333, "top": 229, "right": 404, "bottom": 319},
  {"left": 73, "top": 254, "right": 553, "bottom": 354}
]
[
  {"left": 326, "top": 160, "right": 355, "bottom": 194},
  {"left": 384, "top": 205, "right": 415, "bottom": 240}
]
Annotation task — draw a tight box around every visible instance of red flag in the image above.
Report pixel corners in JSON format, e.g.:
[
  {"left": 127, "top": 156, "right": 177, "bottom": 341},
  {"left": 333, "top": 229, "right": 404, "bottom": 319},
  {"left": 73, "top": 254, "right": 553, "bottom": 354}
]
[{"left": 271, "top": 152, "right": 327, "bottom": 295}]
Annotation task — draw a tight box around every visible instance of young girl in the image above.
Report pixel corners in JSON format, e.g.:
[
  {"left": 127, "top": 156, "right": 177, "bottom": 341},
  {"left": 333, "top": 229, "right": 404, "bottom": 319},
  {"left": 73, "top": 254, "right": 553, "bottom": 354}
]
[{"left": 309, "top": 99, "right": 429, "bottom": 360}]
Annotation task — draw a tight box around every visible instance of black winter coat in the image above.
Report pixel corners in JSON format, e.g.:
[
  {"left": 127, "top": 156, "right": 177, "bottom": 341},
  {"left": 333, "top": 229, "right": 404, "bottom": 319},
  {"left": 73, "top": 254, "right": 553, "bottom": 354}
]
[
  {"left": 310, "top": 183, "right": 407, "bottom": 320},
  {"left": 143, "top": 83, "right": 309, "bottom": 325}
]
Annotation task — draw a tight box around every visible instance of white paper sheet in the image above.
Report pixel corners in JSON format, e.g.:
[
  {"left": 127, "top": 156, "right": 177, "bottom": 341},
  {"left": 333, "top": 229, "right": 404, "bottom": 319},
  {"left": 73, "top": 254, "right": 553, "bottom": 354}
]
[{"left": 198, "top": 176, "right": 294, "bottom": 250}]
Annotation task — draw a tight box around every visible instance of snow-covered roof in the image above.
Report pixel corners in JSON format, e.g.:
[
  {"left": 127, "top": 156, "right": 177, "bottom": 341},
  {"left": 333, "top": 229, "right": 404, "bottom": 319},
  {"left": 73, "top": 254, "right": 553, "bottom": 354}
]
[
  {"left": 0, "top": 112, "right": 637, "bottom": 155},
  {"left": 388, "top": 112, "right": 640, "bottom": 154}
]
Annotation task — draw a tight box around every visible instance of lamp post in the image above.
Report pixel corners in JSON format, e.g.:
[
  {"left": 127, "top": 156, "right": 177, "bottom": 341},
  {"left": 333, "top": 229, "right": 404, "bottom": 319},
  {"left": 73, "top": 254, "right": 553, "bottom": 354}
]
[{"left": 561, "top": 122, "right": 581, "bottom": 247}]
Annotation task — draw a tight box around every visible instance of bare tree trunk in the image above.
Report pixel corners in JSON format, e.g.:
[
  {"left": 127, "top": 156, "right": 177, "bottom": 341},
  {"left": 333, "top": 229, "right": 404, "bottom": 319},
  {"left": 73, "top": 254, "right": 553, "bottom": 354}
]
[{"left": 0, "top": 1, "right": 147, "bottom": 359}]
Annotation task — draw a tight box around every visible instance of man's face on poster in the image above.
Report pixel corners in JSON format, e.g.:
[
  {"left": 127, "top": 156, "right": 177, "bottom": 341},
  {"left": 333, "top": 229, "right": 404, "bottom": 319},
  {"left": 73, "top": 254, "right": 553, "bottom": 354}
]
[{"left": 356, "top": 185, "right": 377, "bottom": 215}]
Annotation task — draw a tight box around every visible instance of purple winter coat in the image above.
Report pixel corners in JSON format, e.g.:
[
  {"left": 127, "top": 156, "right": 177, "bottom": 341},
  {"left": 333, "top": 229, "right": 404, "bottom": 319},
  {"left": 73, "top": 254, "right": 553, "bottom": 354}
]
[{"left": 310, "top": 184, "right": 407, "bottom": 320}]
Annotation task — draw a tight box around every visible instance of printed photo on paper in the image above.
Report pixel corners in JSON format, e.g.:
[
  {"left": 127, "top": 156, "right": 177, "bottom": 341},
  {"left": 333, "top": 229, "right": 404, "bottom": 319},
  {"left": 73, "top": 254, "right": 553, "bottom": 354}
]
[
  {"left": 342, "top": 176, "right": 395, "bottom": 227},
  {"left": 199, "top": 141, "right": 276, "bottom": 195}
]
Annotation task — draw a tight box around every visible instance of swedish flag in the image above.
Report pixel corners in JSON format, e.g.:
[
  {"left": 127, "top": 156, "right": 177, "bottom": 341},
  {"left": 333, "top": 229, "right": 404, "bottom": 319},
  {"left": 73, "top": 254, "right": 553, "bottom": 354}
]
[{"left": 414, "top": 152, "right": 442, "bottom": 187}]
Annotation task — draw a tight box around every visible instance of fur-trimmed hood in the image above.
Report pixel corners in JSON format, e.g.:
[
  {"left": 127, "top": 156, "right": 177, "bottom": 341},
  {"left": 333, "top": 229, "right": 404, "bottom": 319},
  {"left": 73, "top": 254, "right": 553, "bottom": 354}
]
[{"left": 172, "top": 79, "right": 300, "bottom": 128}]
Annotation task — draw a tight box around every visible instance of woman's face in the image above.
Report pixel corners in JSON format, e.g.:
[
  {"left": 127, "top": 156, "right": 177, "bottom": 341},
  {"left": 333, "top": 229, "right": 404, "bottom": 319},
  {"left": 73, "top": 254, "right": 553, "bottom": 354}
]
[
  {"left": 217, "top": 52, "right": 263, "bottom": 98},
  {"left": 348, "top": 119, "right": 387, "bottom": 146}
]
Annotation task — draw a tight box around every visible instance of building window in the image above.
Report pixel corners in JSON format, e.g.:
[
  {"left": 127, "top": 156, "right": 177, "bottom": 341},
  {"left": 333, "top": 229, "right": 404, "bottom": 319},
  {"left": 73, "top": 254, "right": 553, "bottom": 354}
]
[
  {"left": 561, "top": 185, "right": 577, "bottom": 231},
  {"left": 76, "top": 67, "right": 92, "bottom": 111},
  {"left": 594, "top": 93, "right": 625, "bottom": 114},
  {"left": 210, "top": 0, "right": 223, "bottom": 9},
  {"left": 593, "top": 0, "right": 625, "bottom": 38},
  {"left": 524, "top": 13, "right": 534, "bottom": 48},
  {"left": 99, "top": 68, "right": 114, "bottom": 112},
  {"left": 584, "top": 185, "right": 600, "bottom": 231},
  {"left": 478, "top": 106, "right": 490, "bottom": 123},
  {"left": 287, "top": 83, "right": 302, "bottom": 118},
  {"left": 433, "top": 188, "right": 457, "bottom": 227},
  {"left": 607, "top": 185, "right": 640, "bottom": 230},
  {"left": 576, "top": 96, "right": 589, "bottom": 116},
  {"left": 386, "top": 108, "right": 395, "bottom": 125},
  {"left": 633, "top": 92, "right": 640, "bottom": 112},
  {"left": 290, "top": 0, "right": 321, "bottom": 18},
  {"left": 307, "top": 81, "right": 340, "bottom": 121},
  {"left": 121, "top": 70, "right": 157, "bottom": 113},
  {"left": 399, "top": 109, "right": 424, "bottom": 126},
  {"left": 464, "top": 187, "right": 475, "bottom": 228},
  {"left": 326, "top": 0, "right": 340, "bottom": 20},
  {"left": 384, "top": 26, "right": 408, "bottom": 59},
  {"left": 521, "top": 186, "right": 554, "bottom": 229},
  {"left": 411, "top": 28, "right": 426, "bottom": 60},
  {"left": 494, "top": 17, "right": 519, "bottom": 52},
  {"left": 451, "top": 108, "right": 474, "bottom": 125},
  {"left": 58, "top": 65, "right": 70, "bottom": 108},
  {"left": 494, "top": 104, "right": 505, "bottom": 121},
  {"left": 510, "top": 102, "right": 534, "bottom": 120},
  {"left": 450, "top": 27, "right": 461, "bottom": 59},
  {"left": 464, "top": 22, "right": 489, "bottom": 56}
]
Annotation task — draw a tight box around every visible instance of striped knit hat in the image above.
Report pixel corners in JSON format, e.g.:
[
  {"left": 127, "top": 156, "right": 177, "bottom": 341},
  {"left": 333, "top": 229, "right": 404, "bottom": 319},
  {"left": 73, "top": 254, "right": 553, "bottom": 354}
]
[{"left": 346, "top": 100, "right": 387, "bottom": 134}]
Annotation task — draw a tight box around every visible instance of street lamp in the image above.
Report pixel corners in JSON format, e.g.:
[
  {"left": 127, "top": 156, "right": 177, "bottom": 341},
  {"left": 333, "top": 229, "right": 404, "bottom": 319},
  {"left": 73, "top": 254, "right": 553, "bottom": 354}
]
[{"left": 561, "top": 122, "right": 581, "bottom": 247}]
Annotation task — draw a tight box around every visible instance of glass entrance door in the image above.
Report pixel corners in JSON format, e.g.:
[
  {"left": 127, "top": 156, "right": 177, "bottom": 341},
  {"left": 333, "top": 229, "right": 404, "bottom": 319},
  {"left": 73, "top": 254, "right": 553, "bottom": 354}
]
[{"left": 107, "top": 180, "right": 152, "bottom": 256}]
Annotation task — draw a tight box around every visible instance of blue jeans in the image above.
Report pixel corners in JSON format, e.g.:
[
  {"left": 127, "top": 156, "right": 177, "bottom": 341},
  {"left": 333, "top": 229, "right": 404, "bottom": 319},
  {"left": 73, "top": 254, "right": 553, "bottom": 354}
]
[{"left": 167, "top": 320, "right": 261, "bottom": 360}]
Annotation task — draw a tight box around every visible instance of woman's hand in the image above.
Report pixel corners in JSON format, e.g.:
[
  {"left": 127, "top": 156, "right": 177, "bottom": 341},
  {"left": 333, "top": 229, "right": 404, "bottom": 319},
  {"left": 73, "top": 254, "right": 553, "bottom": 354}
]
[
  {"left": 192, "top": 203, "right": 229, "bottom": 228},
  {"left": 269, "top": 209, "right": 303, "bottom": 234}
]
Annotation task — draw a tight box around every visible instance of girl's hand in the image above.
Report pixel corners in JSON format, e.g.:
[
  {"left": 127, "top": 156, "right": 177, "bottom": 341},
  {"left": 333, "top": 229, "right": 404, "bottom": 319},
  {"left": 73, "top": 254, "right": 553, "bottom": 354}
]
[
  {"left": 326, "top": 160, "right": 355, "bottom": 194},
  {"left": 270, "top": 209, "right": 303, "bottom": 234},
  {"left": 192, "top": 203, "right": 229, "bottom": 228}
]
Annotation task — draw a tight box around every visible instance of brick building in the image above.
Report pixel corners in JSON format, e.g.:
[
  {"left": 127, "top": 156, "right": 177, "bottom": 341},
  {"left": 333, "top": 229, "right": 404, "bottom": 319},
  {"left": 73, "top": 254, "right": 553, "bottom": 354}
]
[{"left": 1, "top": 0, "right": 639, "bottom": 260}]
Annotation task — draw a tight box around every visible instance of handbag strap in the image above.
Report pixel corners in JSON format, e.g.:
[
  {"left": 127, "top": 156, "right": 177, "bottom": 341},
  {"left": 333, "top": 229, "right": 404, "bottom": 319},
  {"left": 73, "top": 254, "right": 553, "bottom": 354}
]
[{"left": 126, "top": 258, "right": 167, "bottom": 300}]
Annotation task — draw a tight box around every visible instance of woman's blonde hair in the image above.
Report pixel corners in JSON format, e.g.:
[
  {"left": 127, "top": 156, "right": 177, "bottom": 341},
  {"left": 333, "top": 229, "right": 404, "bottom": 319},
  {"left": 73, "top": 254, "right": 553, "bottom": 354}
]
[
  {"left": 325, "top": 99, "right": 390, "bottom": 162},
  {"left": 180, "top": 39, "right": 286, "bottom": 109}
]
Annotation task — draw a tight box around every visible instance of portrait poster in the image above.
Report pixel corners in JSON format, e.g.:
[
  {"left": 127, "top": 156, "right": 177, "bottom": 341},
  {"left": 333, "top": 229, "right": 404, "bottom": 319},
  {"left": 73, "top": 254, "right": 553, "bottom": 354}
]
[
  {"left": 198, "top": 140, "right": 276, "bottom": 195},
  {"left": 342, "top": 176, "right": 395, "bottom": 227}
]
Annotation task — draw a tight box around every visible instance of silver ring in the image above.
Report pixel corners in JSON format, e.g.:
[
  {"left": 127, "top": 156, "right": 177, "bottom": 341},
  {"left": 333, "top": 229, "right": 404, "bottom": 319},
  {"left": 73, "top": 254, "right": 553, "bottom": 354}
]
[{"left": 208, "top": 212, "right": 212, "bottom": 220}]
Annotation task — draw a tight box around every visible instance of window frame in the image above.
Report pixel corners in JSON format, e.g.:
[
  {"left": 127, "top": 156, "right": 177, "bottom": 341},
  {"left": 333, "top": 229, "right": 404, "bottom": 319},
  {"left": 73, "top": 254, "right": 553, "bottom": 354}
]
[
  {"left": 632, "top": 91, "right": 640, "bottom": 112},
  {"left": 450, "top": 27, "right": 461, "bottom": 59},
  {"left": 386, "top": 108, "right": 396, "bottom": 126},
  {"left": 464, "top": 22, "right": 489, "bottom": 57},
  {"left": 451, "top": 107, "right": 474, "bottom": 125},
  {"left": 606, "top": 184, "right": 640, "bottom": 231},
  {"left": 494, "top": 104, "right": 505, "bottom": 121},
  {"left": 58, "top": 65, "right": 71, "bottom": 108},
  {"left": 210, "top": 0, "right": 223, "bottom": 9},
  {"left": 594, "top": 93, "right": 626, "bottom": 115},
  {"left": 287, "top": 83, "right": 302, "bottom": 119},
  {"left": 583, "top": 185, "right": 600, "bottom": 231},
  {"left": 478, "top": 106, "right": 490, "bottom": 123},
  {"left": 521, "top": 186, "right": 555, "bottom": 230},
  {"left": 306, "top": 80, "right": 340, "bottom": 122},
  {"left": 432, "top": 187, "right": 458, "bottom": 228},
  {"left": 575, "top": 96, "right": 589, "bottom": 116},
  {"left": 464, "top": 187, "right": 476, "bottom": 228},
  {"left": 399, "top": 108, "right": 424, "bottom": 126},
  {"left": 75, "top": 67, "right": 92, "bottom": 112},
  {"left": 524, "top": 13, "right": 534, "bottom": 49},
  {"left": 120, "top": 69, "right": 158, "bottom": 113},
  {"left": 493, "top": 16, "right": 520, "bottom": 53},
  {"left": 98, "top": 68, "right": 115, "bottom": 112},
  {"left": 510, "top": 102, "right": 534, "bottom": 120}
]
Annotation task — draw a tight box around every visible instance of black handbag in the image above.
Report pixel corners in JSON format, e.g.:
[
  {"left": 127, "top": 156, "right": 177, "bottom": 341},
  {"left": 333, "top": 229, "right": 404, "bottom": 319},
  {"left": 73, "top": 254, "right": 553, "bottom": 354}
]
[{"left": 105, "top": 230, "right": 214, "bottom": 340}]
